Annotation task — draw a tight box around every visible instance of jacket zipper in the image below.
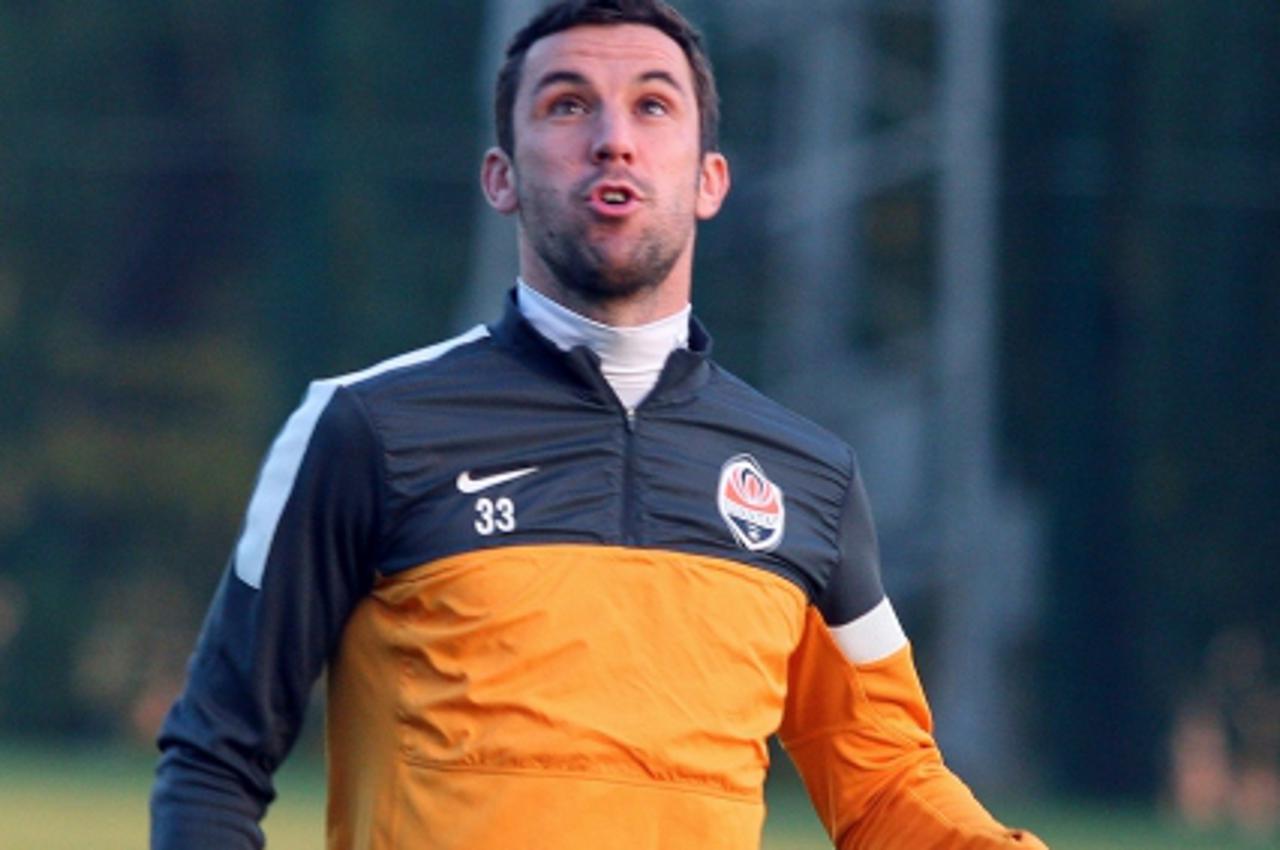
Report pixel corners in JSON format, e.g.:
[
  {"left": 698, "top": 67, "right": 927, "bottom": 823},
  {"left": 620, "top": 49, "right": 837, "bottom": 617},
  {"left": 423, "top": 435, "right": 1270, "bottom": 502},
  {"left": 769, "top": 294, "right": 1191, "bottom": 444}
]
[{"left": 621, "top": 406, "right": 638, "bottom": 545}]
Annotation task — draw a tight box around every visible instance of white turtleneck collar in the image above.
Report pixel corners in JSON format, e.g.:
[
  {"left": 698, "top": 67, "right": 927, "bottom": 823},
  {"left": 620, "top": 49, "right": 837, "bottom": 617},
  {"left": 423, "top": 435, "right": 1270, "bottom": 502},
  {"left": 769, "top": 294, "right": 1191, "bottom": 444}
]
[{"left": 516, "top": 279, "right": 690, "bottom": 411}]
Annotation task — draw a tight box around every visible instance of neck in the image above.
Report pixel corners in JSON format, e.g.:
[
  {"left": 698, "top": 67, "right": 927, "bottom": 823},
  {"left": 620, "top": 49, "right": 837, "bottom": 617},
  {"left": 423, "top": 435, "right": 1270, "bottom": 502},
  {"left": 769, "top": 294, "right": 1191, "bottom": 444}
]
[{"left": 516, "top": 280, "right": 689, "bottom": 410}]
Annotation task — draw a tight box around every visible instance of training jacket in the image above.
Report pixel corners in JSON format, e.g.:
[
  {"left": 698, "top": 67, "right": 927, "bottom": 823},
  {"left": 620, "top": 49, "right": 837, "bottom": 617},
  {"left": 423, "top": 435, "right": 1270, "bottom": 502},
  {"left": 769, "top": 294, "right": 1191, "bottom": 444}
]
[{"left": 151, "top": 293, "right": 1046, "bottom": 850}]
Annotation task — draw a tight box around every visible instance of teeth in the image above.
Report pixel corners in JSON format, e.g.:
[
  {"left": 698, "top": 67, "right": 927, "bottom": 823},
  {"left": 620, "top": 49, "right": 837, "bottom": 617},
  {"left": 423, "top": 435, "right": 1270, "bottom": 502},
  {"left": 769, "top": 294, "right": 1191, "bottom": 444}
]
[{"left": 602, "top": 190, "right": 628, "bottom": 204}]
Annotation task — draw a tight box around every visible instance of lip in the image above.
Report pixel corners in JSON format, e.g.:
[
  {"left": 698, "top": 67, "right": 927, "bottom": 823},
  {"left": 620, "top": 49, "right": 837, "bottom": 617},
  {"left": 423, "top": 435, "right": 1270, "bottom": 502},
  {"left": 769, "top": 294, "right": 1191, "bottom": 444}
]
[{"left": 584, "top": 180, "right": 644, "bottom": 219}]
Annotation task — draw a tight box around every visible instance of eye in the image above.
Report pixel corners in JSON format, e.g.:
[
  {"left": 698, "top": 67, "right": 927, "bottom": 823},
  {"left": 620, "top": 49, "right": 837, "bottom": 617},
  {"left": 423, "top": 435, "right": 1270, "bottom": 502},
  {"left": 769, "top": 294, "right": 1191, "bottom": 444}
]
[
  {"left": 548, "top": 95, "right": 589, "bottom": 116},
  {"left": 638, "top": 96, "right": 670, "bottom": 117}
]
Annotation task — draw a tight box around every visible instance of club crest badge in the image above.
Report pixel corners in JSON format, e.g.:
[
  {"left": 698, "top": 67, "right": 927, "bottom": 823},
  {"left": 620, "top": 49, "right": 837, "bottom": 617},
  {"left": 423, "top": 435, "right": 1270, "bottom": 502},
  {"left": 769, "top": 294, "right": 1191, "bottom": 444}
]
[{"left": 718, "top": 454, "right": 786, "bottom": 552}]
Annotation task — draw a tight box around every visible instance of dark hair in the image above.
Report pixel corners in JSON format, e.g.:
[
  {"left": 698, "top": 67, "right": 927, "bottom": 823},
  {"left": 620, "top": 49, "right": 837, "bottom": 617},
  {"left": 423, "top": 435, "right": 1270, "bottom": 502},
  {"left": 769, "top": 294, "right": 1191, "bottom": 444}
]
[{"left": 494, "top": 0, "right": 720, "bottom": 156}]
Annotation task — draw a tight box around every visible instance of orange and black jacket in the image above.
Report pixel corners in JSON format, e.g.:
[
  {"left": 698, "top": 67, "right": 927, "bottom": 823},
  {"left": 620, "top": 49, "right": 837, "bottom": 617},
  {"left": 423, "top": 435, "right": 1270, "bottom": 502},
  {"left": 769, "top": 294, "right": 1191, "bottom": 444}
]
[{"left": 151, "top": 294, "right": 1046, "bottom": 850}]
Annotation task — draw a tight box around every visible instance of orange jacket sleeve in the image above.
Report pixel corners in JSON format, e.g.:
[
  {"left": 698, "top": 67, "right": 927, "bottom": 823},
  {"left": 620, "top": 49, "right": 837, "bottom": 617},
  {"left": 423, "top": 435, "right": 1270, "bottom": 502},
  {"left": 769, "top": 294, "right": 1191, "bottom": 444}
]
[{"left": 778, "top": 607, "right": 1049, "bottom": 849}]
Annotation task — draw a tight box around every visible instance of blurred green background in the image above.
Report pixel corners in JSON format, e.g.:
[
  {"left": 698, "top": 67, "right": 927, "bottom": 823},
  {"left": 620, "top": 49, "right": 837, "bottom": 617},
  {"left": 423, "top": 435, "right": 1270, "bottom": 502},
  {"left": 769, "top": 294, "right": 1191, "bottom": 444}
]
[
  {"left": 0, "top": 741, "right": 1272, "bottom": 849},
  {"left": 1, "top": 1, "right": 1277, "bottom": 846}
]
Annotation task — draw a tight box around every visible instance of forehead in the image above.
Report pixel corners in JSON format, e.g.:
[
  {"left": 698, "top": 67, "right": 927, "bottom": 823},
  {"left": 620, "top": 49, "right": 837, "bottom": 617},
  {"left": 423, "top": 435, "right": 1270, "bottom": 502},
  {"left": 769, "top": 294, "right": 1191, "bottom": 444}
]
[{"left": 520, "top": 23, "right": 693, "bottom": 94}]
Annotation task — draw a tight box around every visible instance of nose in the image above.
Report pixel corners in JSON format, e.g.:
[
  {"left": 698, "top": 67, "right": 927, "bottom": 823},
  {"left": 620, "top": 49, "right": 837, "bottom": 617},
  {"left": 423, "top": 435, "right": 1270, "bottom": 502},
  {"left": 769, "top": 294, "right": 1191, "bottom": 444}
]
[{"left": 590, "top": 107, "right": 635, "bottom": 165}]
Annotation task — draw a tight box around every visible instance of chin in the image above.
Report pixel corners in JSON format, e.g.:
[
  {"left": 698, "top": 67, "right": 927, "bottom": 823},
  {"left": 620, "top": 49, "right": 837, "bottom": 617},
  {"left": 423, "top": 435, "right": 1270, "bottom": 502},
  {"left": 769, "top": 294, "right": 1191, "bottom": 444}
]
[{"left": 563, "top": 272, "right": 659, "bottom": 304}]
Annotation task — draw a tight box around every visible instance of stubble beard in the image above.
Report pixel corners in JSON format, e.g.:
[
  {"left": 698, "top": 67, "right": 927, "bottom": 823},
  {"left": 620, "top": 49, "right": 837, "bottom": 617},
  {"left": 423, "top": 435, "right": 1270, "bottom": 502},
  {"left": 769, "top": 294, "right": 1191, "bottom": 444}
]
[{"left": 517, "top": 180, "right": 692, "bottom": 306}]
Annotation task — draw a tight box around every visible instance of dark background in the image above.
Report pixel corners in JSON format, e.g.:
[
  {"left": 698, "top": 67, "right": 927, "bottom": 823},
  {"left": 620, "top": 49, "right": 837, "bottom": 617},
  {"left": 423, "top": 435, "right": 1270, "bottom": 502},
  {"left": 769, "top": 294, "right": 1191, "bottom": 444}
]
[{"left": 0, "top": 0, "right": 1276, "bottom": 806}]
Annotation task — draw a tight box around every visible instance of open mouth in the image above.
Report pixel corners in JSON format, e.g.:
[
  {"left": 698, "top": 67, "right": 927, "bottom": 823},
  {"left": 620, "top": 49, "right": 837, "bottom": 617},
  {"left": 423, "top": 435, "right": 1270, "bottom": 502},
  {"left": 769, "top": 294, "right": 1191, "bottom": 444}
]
[
  {"left": 588, "top": 182, "right": 642, "bottom": 216},
  {"left": 599, "top": 187, "right": 632, "bottom": 206}
]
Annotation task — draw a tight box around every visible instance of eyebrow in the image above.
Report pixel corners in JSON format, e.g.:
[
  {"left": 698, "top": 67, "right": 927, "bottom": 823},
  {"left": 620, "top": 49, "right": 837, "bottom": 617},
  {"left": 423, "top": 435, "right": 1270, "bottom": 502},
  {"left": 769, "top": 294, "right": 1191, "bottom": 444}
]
[
  {"left": 531, "top": 70, "right": 590, "bottom": 96},
  {"left": 637, "top": 70, "right": 685, "bottom": 94},
  {"left": 530, "top": 69, "right": 687, "bottom": 97}
]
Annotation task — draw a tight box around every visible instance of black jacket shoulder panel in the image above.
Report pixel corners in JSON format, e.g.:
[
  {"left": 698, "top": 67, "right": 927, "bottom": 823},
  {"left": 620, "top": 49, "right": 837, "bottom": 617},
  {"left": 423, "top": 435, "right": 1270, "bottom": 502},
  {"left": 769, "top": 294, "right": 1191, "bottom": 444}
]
[{"left": 691, "top": 367, "right": 887, "bottom": 623}]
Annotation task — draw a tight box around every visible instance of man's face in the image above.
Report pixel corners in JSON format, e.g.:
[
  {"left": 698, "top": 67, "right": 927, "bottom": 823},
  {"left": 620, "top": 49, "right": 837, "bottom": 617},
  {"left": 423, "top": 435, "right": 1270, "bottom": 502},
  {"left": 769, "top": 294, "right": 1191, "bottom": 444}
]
[{"left": 487, "top": 23, "right": 728, "bottom": 311}]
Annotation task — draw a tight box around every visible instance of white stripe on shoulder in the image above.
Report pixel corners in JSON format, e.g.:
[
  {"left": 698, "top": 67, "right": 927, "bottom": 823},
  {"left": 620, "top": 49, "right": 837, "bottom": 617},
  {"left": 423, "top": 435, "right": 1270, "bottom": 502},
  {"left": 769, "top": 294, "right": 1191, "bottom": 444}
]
[
  {"left": 328, "top": 324, "right": 490, "bottom": 388},
  {"left": 829, "top": 597, "right": 908, "bottom": 664},
  {"left": 233, "top": 324, "right": 490, "bottom": 589}
]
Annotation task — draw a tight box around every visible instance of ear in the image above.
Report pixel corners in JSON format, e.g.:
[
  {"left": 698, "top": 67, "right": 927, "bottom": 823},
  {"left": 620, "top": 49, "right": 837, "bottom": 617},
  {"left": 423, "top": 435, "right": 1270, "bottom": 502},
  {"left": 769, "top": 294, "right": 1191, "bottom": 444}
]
[
  {"left": 695, "top": 151, "right": 731, "bottom": 220},
  {"left": 481, "top": 147, "right": 519, "bottom": 214}
]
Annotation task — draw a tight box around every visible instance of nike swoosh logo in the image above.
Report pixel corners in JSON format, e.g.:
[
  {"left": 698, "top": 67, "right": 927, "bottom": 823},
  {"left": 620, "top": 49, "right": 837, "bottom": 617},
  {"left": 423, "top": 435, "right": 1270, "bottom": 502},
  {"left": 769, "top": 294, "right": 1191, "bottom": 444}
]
[{"left": 456, "top": 466, "right": 539, "bottom": 494}]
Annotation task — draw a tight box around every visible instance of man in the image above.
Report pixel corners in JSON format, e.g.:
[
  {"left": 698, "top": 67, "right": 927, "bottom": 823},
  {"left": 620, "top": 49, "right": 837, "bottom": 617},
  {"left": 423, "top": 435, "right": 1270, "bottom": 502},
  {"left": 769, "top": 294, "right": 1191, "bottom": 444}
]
[{"left": 151, "top": 1, "right": 1049, "bottom": 848}]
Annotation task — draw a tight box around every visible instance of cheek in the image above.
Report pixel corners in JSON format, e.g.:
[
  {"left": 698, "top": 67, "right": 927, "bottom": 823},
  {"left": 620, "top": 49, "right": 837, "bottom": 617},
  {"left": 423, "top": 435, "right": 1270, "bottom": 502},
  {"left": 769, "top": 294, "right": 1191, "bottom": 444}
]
[
  {"left": 516, "top": 147, "right": 579, "bottom": 194},
  {"left": 519, "top": 128, "right": 586, "bottom": 167}
]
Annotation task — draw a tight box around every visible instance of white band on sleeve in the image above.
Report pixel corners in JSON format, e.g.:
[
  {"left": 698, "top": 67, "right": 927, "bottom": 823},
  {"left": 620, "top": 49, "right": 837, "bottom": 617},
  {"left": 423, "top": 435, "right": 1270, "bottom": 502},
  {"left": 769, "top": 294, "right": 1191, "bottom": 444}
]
[{"left": 829, "top": 597, "right": 908, "bottom": 664}]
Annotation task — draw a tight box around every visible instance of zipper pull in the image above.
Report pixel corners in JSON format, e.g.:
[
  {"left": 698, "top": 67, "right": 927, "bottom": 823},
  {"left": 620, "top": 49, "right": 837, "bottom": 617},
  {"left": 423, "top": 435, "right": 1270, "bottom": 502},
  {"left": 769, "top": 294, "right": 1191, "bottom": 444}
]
[{"left": 624, "top": 407, "right": 637, "bottom": 431}]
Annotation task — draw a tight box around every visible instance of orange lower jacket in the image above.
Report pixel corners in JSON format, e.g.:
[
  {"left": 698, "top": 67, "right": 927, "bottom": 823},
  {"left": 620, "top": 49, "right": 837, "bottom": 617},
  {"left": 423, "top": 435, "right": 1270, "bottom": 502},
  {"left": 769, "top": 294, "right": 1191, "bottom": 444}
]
[
  {"left": 326, "top": 546, "right": 1044, "bottom": 850},
  {"left": 152, "top": 299, "right": 1047, "bottom": 849}
]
